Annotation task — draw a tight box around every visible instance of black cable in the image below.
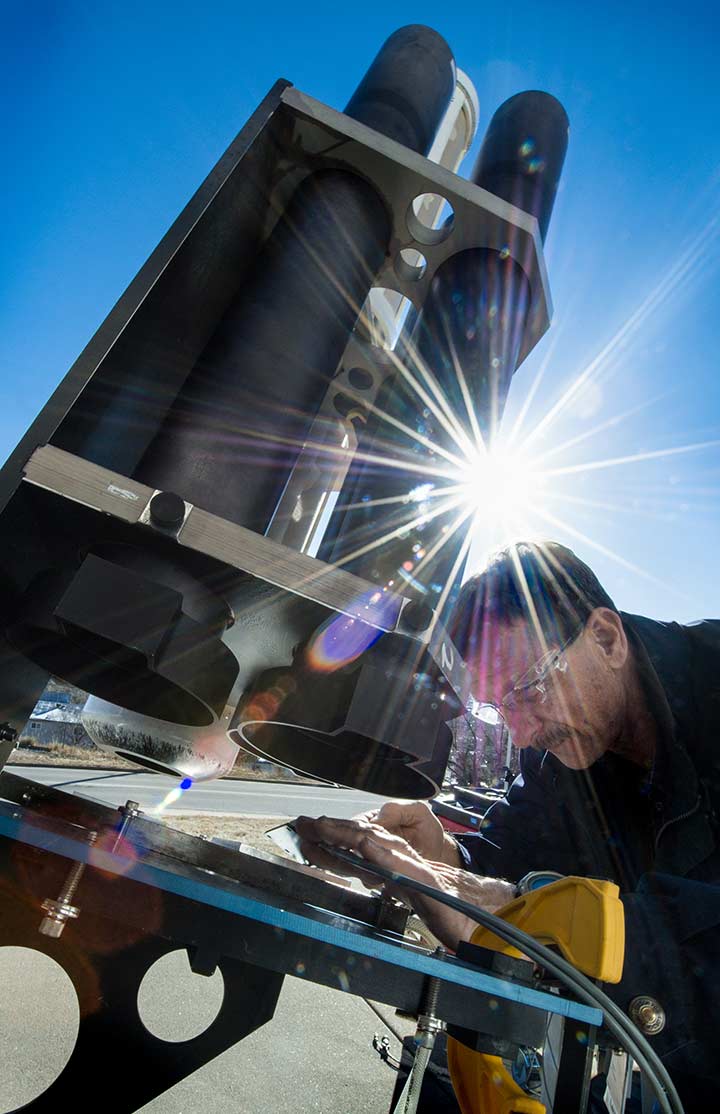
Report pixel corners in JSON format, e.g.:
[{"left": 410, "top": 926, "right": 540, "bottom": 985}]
[
  {"left": 364, "top": 1000, "right": 458, "bottom": 1097},
  {"left": 372, "top": 1032, "right": 401, "bottom": 1069},
  {"left": 364, "top": 998, "right": 408, "bottom": 1045},
  {"left": 319, "top": 843, "right": 684, "bottom": 1114}
]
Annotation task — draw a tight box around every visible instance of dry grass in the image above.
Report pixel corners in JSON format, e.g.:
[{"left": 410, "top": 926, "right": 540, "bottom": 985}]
[
  {"left": 11, "top": 741, "right": 138, "bottom": 770},
  {"left": 163, "top": 812, "right": 289, "bottom": 852},
  {"left": 10, "top": 742, "right": 294, "bottom": 853}
]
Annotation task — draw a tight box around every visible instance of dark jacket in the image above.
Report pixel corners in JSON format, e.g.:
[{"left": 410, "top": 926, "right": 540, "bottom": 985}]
[{"left": 455, "top": 615, "right": 720, "bottom": 1109}]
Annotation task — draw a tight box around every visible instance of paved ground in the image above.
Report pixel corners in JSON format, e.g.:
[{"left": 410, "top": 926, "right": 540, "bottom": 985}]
[
  {"left": 0, "top": 945, "right": 414, "bottom": 1114},
  {"left": 5, "top": 765, "right": 392, "bottom": 819}
]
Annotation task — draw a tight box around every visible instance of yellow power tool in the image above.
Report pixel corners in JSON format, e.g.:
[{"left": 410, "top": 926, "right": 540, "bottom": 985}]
[{"left": 447, "top": 876, "right": 625, "bottom": 1114}]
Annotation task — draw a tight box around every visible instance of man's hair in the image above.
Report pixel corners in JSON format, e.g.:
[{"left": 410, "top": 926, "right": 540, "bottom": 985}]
[{"left": 450, "top": 540, "right": 618, "bottom": 660}]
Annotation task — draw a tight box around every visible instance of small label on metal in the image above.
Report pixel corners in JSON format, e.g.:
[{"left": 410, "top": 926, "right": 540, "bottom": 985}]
[
  {"left": 440, "top": 641, "right": 455, "bottom": 672},
  {"left": 107, "top": 484, "right": 139, "bottom": 501}
]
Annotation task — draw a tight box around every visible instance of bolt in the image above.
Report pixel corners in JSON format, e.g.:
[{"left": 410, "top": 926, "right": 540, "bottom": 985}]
[
  {"left": 38, "top": 900, "right": 80, "bottom": 938},
  {"left": 415, "top": 946, "right": 446, "bottom": 1047},
  {"left": 402, "top": 601, "right": 434, "bottom": 633},
  {"left": 149, "top": 490, "right": 186, "bottom": 530},
  {"left": 39, "top": 830, "right": 97, "bottom": 938},
  {"left": 57, "top": 859, "right": 86, "bottom": 904},
  {"left": 112, "top": 800, "right": 141, "bottom": 853},
  {"left": 422, "top": 945, "right": 446, "bottom": 1015}
]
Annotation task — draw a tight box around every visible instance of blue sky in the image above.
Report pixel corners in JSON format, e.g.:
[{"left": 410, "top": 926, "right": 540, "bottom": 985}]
[{"left": 3, "top": 0, "right": 720, "bottom": 622}]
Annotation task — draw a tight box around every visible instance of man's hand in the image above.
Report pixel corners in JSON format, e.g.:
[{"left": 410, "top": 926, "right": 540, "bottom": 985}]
[
  {"left": 296, "top": 801, "right": 462, "bottom": 870},
  {"left": 294, "top": 814, "right": 515, "bottom": 951},
  {"left": 363, "top": 801, "right": 464, "bottom": 866}
]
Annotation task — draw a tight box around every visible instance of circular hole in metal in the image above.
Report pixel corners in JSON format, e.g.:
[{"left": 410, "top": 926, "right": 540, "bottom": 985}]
[
  {"left": 395, "top": 248, "right": 428, "bottom": 283},
  {"left": 0, "top": 946, "right": 80, "bottom": 1112},
  {"left": 406, "top": 194, "right": 455, "bottom": 246},
  {"left": 347, "top": 366, "right": 374, "bottom": 391},
  {"left": 358, "top": 288, "right": 414, "bottom": 350},
  {"left": 138, "top": 949, "right": 224, "bottom": 1043}
]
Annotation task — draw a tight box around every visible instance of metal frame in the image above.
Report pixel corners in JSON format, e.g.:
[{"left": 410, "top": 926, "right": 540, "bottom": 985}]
[
  {"left": 0, "top": 74, "right": 550, "bottom": 745},
  {"left": 279, "top": 86, "right": 551, "bottom": 367},
  {"left": 0, "top": 81, "right": 293, "bottom": 513},
  {"left": 20, "top": 444, "right": 472, "bottom": 703},
  {"left": 0, "top": 79, "right": 548, "bottom": 514},
  {"left": 0, "top": 76, "right": 582, "bottom": 1113},
  {"left": 0, "top": 777, "right": 600, "bottom": 1113}
]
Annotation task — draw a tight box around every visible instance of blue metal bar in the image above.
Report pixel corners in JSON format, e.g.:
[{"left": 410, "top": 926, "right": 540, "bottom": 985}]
[{"left": 0, "top": 805, "right": 601, "bottom": 1026}]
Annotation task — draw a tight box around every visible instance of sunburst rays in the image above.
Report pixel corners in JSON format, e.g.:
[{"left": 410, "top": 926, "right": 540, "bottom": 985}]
[{"left": 219, "top": 189, "right": 720, "bottom": 634}]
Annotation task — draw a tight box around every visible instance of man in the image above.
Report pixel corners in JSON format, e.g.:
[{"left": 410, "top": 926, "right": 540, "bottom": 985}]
[{"left": 297, "top": 541, "right": 720, "bottom": 1110}]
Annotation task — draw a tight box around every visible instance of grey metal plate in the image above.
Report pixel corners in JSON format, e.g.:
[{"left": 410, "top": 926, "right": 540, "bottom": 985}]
[{"left": 280, "top": 86, "right": 551, "bottom": 366}]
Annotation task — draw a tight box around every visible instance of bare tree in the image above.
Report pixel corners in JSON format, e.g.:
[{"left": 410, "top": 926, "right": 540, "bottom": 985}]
[{"left": 446, "top": 706, "right": 511, "bottom": 788}]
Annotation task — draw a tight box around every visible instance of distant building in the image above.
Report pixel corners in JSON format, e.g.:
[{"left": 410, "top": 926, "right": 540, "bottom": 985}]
[{"left": 21, "top": 691, "right": 93, "bottom": 749}]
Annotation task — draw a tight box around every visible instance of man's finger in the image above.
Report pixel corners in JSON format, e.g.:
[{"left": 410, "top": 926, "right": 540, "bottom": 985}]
[
  {"left": 295, "top": 815, "right": 374, "bottom": 851},
  {"left": 356, "top": 833, "right": 427, "bottom": 876},
  {"left": 354, "top": 807, "right": 380, "bottom": 824},
  {"left": 298, "top": 838, "right": 350, "bottom": 873},
  {"left": 298, "top": 839, "right": 380, "bottom": 886},
  {"left": 376, "top": 801, "right": 428, "bottom": 830},
  {"left": 373, "top": 801, "right": 447, "bottom": 860}
]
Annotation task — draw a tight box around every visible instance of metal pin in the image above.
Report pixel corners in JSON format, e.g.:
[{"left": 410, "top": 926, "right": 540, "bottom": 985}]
[
  {"left": 112, "top": 800, "right": 141, "bottom": 853},
  {"left": 39, "top": 829, "right": 97, "bottom": 938},
  {"left": 416, "top": 945, "right": 447, "bottom": 1046}
]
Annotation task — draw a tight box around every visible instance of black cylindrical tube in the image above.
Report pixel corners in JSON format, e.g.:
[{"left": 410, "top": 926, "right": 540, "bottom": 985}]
[
  {"left": 11, "top": 30, "right": 459, "bottom": 740},
  {"left": 417, "top": 247, "right": 532, "bottom": 440},
  {"left": 135, "top": 27, "right": 456, "bottom": 531},
  {"left": 321, "top": 91, "right": 568, "bottom": 613},
  {"left": 392, "top": 247, "right": 531, "bottom": 602},
  {"left": 345, "top": 25, "right": 456, "bottom": 155},
  {"left": 473, "top": 91, "right": 569, "bottom": 242},
  {"left": 136, "top": 170, "right": 391, "bottom": 530},
  {"left": 320, "top": 248, "right": 531, "bottom": 605}
]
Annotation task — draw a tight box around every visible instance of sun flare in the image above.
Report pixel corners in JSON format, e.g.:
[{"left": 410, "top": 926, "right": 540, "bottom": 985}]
[{"left": 457, "top": 443, "right": 543, "bottom": 524}]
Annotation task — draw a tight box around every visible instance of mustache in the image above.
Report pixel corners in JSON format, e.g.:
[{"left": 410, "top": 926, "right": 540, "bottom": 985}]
[{"left": 533, "top": 725, "right": 574, "bottom": 751}]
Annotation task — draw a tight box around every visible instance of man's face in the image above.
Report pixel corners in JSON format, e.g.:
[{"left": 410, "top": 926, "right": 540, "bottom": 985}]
[{"left": 468, "top": 615, "right": 624, "bottom": 770}]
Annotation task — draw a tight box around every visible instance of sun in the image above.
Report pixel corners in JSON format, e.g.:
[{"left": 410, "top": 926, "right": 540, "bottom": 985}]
[
  {"left": 457, "top": 442, "right": 543, "bottom": 524},
  {"left": 321, "top": 208, "right": 720, "bottom": 611}
]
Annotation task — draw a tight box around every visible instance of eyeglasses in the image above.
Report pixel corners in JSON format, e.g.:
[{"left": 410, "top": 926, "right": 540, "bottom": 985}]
[{"left": 499, "top": 625, "right": 585, "bottom": 714}]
